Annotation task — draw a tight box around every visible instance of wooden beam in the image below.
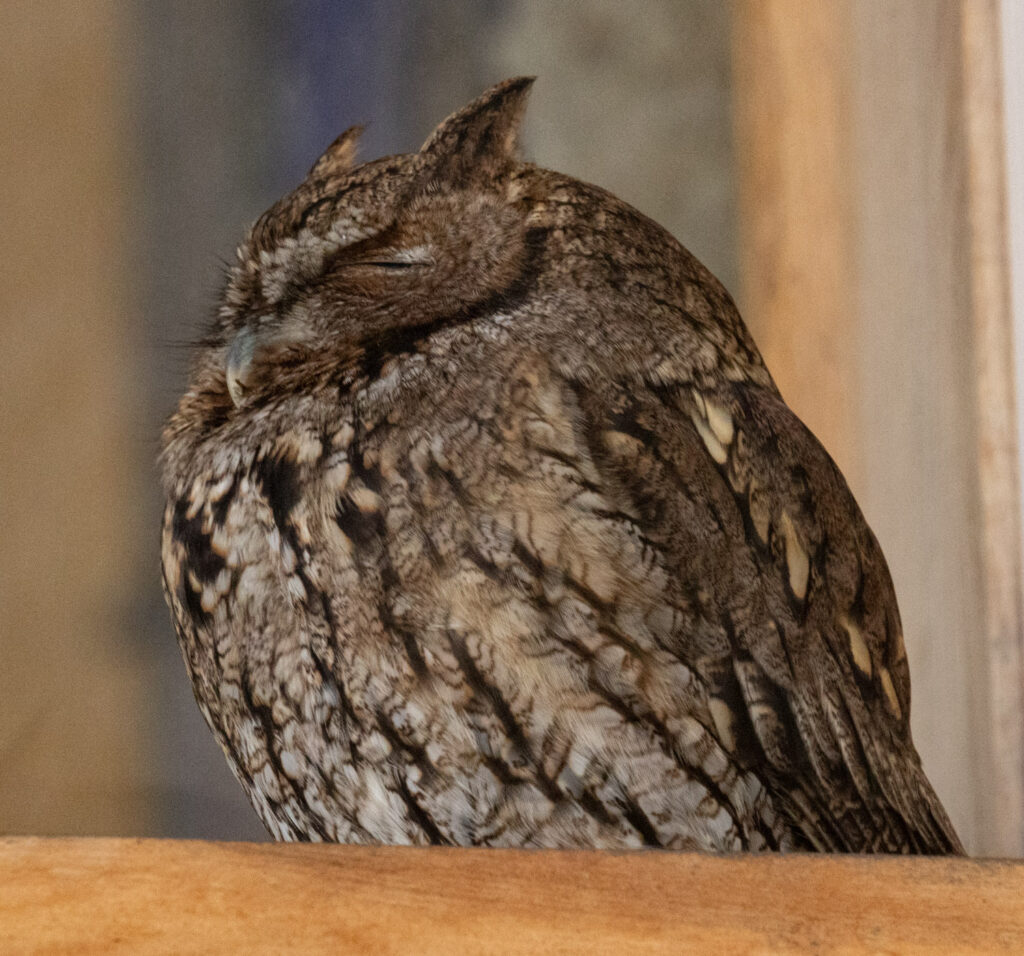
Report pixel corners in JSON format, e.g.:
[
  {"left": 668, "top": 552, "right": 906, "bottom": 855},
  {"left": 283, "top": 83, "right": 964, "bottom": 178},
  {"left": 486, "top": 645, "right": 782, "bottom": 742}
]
[{"left": 2, "top": 839, "right": 1023, "bottom": 953}]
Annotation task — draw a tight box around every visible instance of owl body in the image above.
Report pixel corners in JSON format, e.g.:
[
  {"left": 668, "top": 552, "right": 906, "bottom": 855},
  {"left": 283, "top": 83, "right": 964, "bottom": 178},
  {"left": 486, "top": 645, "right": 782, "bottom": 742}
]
[{"left": 162, "top": 79, "right": 962, "bottom": 852}]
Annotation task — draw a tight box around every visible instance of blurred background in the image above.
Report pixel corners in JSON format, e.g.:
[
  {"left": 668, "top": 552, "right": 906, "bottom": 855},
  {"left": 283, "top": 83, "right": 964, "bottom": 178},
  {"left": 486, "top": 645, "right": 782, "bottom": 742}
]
[{"left": 2, "top": 0, "right": 1022, "bottom": 856}]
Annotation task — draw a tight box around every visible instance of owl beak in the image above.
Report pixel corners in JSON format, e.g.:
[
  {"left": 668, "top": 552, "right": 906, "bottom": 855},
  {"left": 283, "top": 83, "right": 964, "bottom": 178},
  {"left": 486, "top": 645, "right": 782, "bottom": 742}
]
[{"left": 225, "top": 327, "right": 257, "bottom": 407}]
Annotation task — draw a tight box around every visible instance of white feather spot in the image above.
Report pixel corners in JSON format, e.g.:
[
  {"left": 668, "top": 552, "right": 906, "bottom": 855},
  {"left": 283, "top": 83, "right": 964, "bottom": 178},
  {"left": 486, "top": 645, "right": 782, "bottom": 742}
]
[
  {"left": 704, "top": 396, "right": 735, "bottom": 446},
  {"left": 691, "top": 413, "right": 728, "bottom": 464},
  {"left": 708, "top": 698, "right": 737, "bottom": 752},
  {"left": 280, "top": 750, "right": 302, "bottom": 780},
  {"left": 880, "top": 667, "right": 904, "bottom": 720},
  {"left": 778, "top": 511, "right": 810, "bottom": 601},
  {"left": 841, "top": 614, "right": 872, "bottom": 677},
  {"left": 350, "top": 487, "right": 382, "bottom": 513},
  {"left": 208, "top": 473, "right": 235, "bottom": 502}
]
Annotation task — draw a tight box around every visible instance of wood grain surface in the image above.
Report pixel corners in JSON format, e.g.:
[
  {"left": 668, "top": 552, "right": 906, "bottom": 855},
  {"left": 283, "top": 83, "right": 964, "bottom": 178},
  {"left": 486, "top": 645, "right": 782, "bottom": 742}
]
[{"left": 2, "top": 838, "right": 1023, "bottom": 953}]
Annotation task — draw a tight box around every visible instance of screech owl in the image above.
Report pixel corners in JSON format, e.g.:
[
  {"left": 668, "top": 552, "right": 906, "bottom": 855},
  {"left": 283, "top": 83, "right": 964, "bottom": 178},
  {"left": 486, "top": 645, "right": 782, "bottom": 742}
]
[{"left": 161, "top": 78, "right": 963, "bottom": 853}]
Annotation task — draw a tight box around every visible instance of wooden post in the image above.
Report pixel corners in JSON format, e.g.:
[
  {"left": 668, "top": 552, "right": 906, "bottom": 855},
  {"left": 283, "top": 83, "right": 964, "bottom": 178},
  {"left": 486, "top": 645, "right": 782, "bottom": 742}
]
[
  {"left": 731, "top": 1, "right": 860, "bottom": 487},
  {"left": 732, "top": 0, "right": 1024, "bottom": 855}
]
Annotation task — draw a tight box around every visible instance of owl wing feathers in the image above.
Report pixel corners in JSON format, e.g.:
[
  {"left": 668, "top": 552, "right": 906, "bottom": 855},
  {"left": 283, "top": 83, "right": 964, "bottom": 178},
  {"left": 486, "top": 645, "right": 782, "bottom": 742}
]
[
  {"left": 548, "top": 360, "right": 963, "bottom": 853},
  {"left": 346, "top": 343, "right": 962, "bottom": 852}
]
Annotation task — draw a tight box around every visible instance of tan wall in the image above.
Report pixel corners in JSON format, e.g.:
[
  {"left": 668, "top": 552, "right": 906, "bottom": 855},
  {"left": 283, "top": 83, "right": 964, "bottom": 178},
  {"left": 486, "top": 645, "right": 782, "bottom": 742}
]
[{"left": 0, "top": 2, "right": 149, "bottom": 834}]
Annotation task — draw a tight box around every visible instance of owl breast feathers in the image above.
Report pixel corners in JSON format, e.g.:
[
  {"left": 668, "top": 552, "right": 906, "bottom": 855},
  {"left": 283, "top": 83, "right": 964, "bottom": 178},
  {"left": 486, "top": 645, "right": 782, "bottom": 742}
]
[{"left": 161, "top": 78, "right": 963, "bottom": 853}]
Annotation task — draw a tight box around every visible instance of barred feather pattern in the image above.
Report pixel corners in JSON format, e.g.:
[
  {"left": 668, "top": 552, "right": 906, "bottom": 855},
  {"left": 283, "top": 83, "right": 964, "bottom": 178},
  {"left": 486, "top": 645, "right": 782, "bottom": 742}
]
[{"left": 161, "top": 78, "right": 963, "bottom": 853}]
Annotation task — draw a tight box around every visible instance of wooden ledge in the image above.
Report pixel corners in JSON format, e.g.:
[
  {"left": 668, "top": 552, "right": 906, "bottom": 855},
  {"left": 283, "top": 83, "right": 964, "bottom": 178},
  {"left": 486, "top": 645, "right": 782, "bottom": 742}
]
[{"left": 2, "top": 838, "right": 1023, "bottom": 953}]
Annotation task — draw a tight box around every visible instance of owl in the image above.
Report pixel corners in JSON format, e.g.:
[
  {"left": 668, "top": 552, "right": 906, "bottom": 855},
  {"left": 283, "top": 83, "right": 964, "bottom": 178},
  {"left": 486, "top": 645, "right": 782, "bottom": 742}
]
[{"left": 161, "top": 78, "right": 963, "bottom": 853}]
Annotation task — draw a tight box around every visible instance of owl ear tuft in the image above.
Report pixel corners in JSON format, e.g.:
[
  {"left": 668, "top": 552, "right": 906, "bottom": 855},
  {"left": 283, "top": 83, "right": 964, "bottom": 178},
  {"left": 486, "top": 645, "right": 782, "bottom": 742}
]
[
  {"left": 309, "top": 125, "right": 364, "bottom": 178},
  {"left": 419, "top": 77, "right": 535, "bottom": 183}
]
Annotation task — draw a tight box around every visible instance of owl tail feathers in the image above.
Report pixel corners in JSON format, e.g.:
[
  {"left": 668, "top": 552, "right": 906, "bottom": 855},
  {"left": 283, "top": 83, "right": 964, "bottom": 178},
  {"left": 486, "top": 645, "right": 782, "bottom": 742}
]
[{"left": 418, "top": 76, "right": 535, "bottom": 184}]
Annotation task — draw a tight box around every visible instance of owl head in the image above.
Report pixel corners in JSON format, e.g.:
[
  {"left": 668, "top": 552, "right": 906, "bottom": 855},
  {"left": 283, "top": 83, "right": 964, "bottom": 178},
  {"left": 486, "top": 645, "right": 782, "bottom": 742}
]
[
  {"left": 183, "top": 77, "right": 759, "bottom": 428},
  {"left": 219, "top": 77, "right": 542, "bottom": 408}
]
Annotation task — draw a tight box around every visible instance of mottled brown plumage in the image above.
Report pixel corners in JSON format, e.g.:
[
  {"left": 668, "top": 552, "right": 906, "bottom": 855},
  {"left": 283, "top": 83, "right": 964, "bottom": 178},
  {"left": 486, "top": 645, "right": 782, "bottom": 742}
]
[{"left": 161, "top": 78, "right": 963, "bottom": 853}]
